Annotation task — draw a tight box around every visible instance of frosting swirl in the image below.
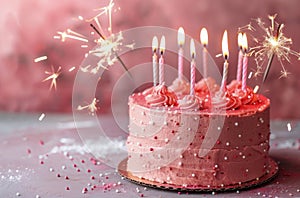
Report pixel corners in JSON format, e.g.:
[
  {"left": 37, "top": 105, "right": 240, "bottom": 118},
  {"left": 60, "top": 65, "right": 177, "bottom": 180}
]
[
  {"left": 232, "top": 87, "right": 258, "bottom": 105},
  {"left": 211, "top": 91, "right": 242, "bottom": 110},
  {"left": 178, "top": 95, "right": 201, "bottom": 110},
  {"left": 144, "top": 84, "right": 178, "bottom": 107},
  {"left": 168, "top": 78, "right": 190, "bottom": 96},
  {"left": 195, "top": 77, "right": 219, "bottom": 95}
]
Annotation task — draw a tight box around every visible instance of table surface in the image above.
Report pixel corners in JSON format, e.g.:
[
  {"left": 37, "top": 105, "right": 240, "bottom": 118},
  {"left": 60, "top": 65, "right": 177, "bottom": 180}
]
[{"left": 0, "top": 112, "right": 299, "bottom": 198}]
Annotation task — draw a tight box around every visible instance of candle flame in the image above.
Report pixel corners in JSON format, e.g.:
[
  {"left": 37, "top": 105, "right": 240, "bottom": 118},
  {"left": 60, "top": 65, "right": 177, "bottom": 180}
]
[
  {"left": 190, "top": 39, "right": 196, "bottom": 58},
  {"left": 177, "top": 27, "right": 185, "bottom": 46},
  {"left": 200, "top": 28, "right": 208, "bottom": 46},
  {"left": 160, "top": 36, "right": 165, "bottom": 55},
  {"left": 152, "top": 36, "right": 158, "bottom": 53},
  {"left": 222, "top": 30, "right": 229, "bottom": 60},
  {"left": 242, "top": 33, "right": 248, "bottom": 52},
  {"left": 238, "top": 32, "right": 243, "bottom": 49}
]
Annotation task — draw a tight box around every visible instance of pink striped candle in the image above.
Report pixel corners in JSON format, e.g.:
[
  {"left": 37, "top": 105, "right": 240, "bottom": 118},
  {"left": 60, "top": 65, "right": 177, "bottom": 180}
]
[
  {"left": 177, "top": 27, "right": 185, "bottom": 80},
  {"left": 221, "top": 30, "right": 229, "bottom": 93},
  {"left": 190, "top": 39, "right": 196, "bottom": 96},
  {"left": 200, "top": 28, "right": 208, "bottom": 78},
  {"left": 236, "top": 33, "right": 243, "bottom": 82},
  {"left": 159, "top": 36, "right": 166, "bottom": 85},
  {"left": 152, "top": 36, "right": 158, "bottom": 86},
  {"left": 242, "top": 33, "right": 248, "bottom": 91}
]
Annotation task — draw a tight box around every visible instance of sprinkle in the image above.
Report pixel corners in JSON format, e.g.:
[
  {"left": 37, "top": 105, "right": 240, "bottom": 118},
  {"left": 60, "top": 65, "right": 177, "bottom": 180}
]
[
  {"left": 234, "top": 122, "right": 239, "bottom": 126},
  {"left": 82, "top": 188, "right": 88, "bottom": 194},
  {"left": 39, "top": 140, "right": 44, "bottom": 145},
  {"left": 49, "top": 168, "right": 54, "bottom": 172},
  {"left": 115, "top": 189, "right": 120, "bottom": 193},
  {"left": 38, "top": 113, "right": 46, "bottom": 121},
  {"left": 191, "top": 173, "right": 195, "bottom": 177},
  {"left": 253, "top": 85, "right": 260, "bottom": 93},
  {"left": 34, "top": 56, "right": 48, "bottom": 63},
  {"left": 226, "top": 142, "right": 230, "bottom": 146},
  {"left": 35, "top": 195, "right": 40, "bottom": 198},
  {"left": 65, "top": 176, "right": 69, "bottom": 180},
  {"left": 16, "top": 192, "right": 21, "bottom": 196},
  {"left": 68, "top": 66, "right": 76, "bottom": 72},
  {"left": 287, "top": 123, "right": 292, "bottom": 132},
  {"left": 136, "top": 187, "right": 140, "bottom": 193},
  {"left": 62, "top": 165, "right": 66, "bottom": 170}
]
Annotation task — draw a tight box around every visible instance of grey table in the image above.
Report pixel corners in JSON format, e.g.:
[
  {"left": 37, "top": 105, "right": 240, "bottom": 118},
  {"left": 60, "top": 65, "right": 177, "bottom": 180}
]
[{"left": 0, "top": 112, "right": 299, "bottom": 198}]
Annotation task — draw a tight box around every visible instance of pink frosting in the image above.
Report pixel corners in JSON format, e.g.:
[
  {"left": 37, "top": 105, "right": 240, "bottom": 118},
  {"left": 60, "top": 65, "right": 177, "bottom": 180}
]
[
  {"left": 168, "top": 78, "right": 190, "bottom": 96},
  {"left": 143, "top": 84, "right": 178, "bottom": 107},
  {"left": 178, "top": 95, "right": 201, "bottom": 110},
  {"left": 211, "top": 92, "right": 242, "bottom": 110},
  {"left": 195, "top": 77, "right": 220, "bottom": 95}
]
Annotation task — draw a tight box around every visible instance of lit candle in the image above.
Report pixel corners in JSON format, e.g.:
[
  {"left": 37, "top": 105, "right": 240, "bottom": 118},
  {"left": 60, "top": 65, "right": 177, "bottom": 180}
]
[
  {"left": 152, "top": 36, "right": 158, "bottom": 86},
  {"left": 236, "top": 32, "right": 243, "bottom": 82},
  {"left": 159, "top": 36, "right": 166, "bottom": 85},
  {"left": 200, "top": 27, "right": 208, "bottom": 78},
  {"left": 242, "top": 33, "right": 248, "bottom": 91},
  {"left": 221, "top": 30, "right": 229, "bottom": 93},
  {"left": 190, "top": 39, "right": 196, "bottom": 96},
  {"left": 177, "top": 27, "right": 185, "bottom": 80}
]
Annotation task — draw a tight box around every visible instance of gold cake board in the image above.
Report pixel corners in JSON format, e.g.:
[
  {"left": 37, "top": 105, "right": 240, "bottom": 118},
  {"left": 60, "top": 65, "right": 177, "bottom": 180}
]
[{"left": 118, "top": 157, "right": 278, "bottom": 192}]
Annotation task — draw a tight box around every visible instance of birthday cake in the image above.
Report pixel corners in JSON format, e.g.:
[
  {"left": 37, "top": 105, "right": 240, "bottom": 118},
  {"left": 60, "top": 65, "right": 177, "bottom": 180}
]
[{"left": 125, "top": 78, "right": 271, "bottom": 188}]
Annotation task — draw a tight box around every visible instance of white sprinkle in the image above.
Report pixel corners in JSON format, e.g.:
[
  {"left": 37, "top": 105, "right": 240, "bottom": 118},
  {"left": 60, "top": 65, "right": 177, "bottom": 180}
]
[
  {"left": 245, "top": 169, "right": 249, "bottom": 172},
  {"left": 187, "top": 127, "right": 191, "bottom": 131},
  {"left": 226, "top": 142, "right": 230, "bottom": 146},
  {"left": 49, "top": 168, "right": 54, "bottom": 172},
  {"left": 115, "top": 189, "right": 120, "bottom": 193},
  {"left": 149, "top": 120, "right": 154, "bottom": 125},
  {"left": 16, "top": 192, "right": 21, "bottom": 196},
  {"left": 253, "top": 85, "right": 260, "bottom": 93},
  {"left": 38, "top": 113, "right": 46, "bottom": 121},
  {"left": 238, "top": 134, "right": 242, "bottom": 138},
  {"left": 177, "top": 136, "right": 181, "bottom": 140},
  {"left": 248, "top": 72, "right": 253, "bottom": 79},
  {"left": 136, "top": 187, "right": 140, "bottom": 193},
  {"left": 165, "top": 138, "right": 169, "bottom": 143},
  {"left": 234, "top": 122, "right": 239, "bottom": 126},
  {"left": 144, "top": 187, "right": 147, "bottom": 191},
  {"left": 214, "top": 164, "right": 218, "bottom": 168},
  {"left": 191, "top": 173, "right": 195, "bottom": 177},
  {"left": 212, "top": 191, "right": 215, "bottom": 195},
  {"left": 78, "top": 15, "right": 84, "bottom": 20},
  {"left": 81, "top": 45, "right": 88, "bottom": 48},
  {"left": 287, "top": 123, "right": 292, "bottom": 132},
  {"left": 224, "top": 156, "right": 228, "bottom": 160},
  {"left": 217, "top": 127, "right": 221, "bottom": 131},
  {"left": 297, "top": 189, "right": 300, "bottom": 192},
  {"left": 178, "top": 162, "right": 183, "bottom": 166},
  {"left": 242, "top": 155, "right": 246, "bottom": 159},
  {"left": 179, "top": 155, "right": 183, "bottom": 159},
  {"left": 163, "top": 121, "right": 168, "bottom": 125},
  {"left": 68, "top": 66, "right": 76, "bottom": 72},
  {"left": 167, "top": 176, "right": 170, "bottom": 180},
  {"left": 34, "top": 56, "right": 48, "bottom": 63},
  {"left": 236, "top": 190, "right": 240, "bottom": 194}
]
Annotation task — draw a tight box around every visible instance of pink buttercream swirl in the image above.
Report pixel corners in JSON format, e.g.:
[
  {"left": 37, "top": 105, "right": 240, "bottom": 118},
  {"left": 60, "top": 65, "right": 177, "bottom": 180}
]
[
  {"left": 168, "top": 78, "right": 190, "bottom": 96},
  {"left": 232, "top": 87, "right": 258, "bottom": 105},
  {"left": 211, "top": 91, "right": 242, "bottom": 110},
  {"left": 178, "top": 95, "right": 201, "bottom": 110},
  {"left": 143, "top": 84, "right": 178, "bottom": 107},
  {"left": 195, "top": 77, "right": 220, "bottom": 95}
]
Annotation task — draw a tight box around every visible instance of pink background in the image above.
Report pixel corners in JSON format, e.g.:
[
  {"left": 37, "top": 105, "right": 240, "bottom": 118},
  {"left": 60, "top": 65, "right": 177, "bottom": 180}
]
[{"left": 0, "top": 0, "right": 299, "bottom": 119}]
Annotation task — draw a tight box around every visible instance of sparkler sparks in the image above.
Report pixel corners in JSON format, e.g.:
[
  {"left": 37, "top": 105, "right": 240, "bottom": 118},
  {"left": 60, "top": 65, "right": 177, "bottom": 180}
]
[
  {"left": 77, "top": 98, "right": 99, "bottom": 115},
  {"left": 43, "top": 66, "right": 61, "bottom": 90},
  {"left": 243, "top": 14, "right": 300, "bottom": 82}
]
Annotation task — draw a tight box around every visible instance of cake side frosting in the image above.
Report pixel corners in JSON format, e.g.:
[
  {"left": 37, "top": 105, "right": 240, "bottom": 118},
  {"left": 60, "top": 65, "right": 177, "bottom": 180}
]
[{"left": 126, "top": 81, "right": 270, "bottom": 187}]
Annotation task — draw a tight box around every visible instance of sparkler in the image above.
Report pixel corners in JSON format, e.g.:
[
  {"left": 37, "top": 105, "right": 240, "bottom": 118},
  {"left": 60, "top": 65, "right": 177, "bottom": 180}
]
[
  {"left": 43, "top": 66, "right": 61, "bottom": 90},
  {"left": 243, "top": 14, "right": 300, "bottom": 82},
  {"left": 77, "top": 98, "right": 99, "bottom": 115},
  {"left": 89, "top": 23, "right": 133, "bottom": 77}
]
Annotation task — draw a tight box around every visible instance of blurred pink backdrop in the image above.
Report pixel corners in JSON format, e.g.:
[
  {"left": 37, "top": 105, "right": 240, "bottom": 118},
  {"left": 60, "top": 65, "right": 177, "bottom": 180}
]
[{"left": 0, "top": 0, "right": 299, "bottom": 119}]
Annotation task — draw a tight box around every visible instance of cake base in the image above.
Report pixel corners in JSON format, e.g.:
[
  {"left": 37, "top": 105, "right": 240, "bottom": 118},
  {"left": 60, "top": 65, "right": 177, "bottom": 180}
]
[{"left": 118, "top": 157, "right": 278, "bottom": 192}]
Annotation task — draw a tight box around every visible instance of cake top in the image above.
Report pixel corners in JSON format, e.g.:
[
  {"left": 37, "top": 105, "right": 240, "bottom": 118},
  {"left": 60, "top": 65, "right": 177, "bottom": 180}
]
[{"left": 129, "top": 78, "right": 269, "bottom": 115}]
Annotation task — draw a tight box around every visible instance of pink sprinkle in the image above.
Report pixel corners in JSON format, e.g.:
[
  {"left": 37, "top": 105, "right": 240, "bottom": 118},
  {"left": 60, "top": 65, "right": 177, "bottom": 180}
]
[
  {"left": 66, "top": 187, "right": 70, "bottom": 191},
  {"left": 81, "top": 160, "right": 85, "bottom": 163},
  {"left": 40, "top": 161, "right": 44, "bottom": 165},
  {"left": 77, "top": 169, "right": 81, "bottom": 172},
  {"left": 150, "top": 148, "right": 154, "bottom": 151},
  {"left": 82, "top": 187, "right": 88, "bottom": 194},
  {"left": 178, "top": 192, "right": 181, "bottom": 195},
  {"left": 93, "top": 185, "right": 97, "bottom": 189},
  {"left": 87, "top": 169, "right": 91, "bottom": 173},
  {"left": 27, "top": 149, "right": 31, "bottom": 154},
  {"left": 39, "top": 140, "right": 44, "bottom": 145},
  {"left": 65, "top": 176, "right": 69, "bottom": 180},
  {"left": 57, "top": 173, "right": 61, "bottom": 178},
  {"left": 140, "top": 193, "right": 144, "bottom": 197},
  {"left": 105, "top": 176, "right": 109, "bottom": 179},
  {"left": 91, "top": 176, "right": 95, "bottom": 180},
  {"left": 73, "top": 164, "right": 77, "bottom": 168}
]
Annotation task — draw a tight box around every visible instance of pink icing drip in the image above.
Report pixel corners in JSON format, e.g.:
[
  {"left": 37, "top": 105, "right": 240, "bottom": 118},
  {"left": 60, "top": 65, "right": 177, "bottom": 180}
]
[{"left": 144, "top": 84, "right": 178, "bottom": 107}]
